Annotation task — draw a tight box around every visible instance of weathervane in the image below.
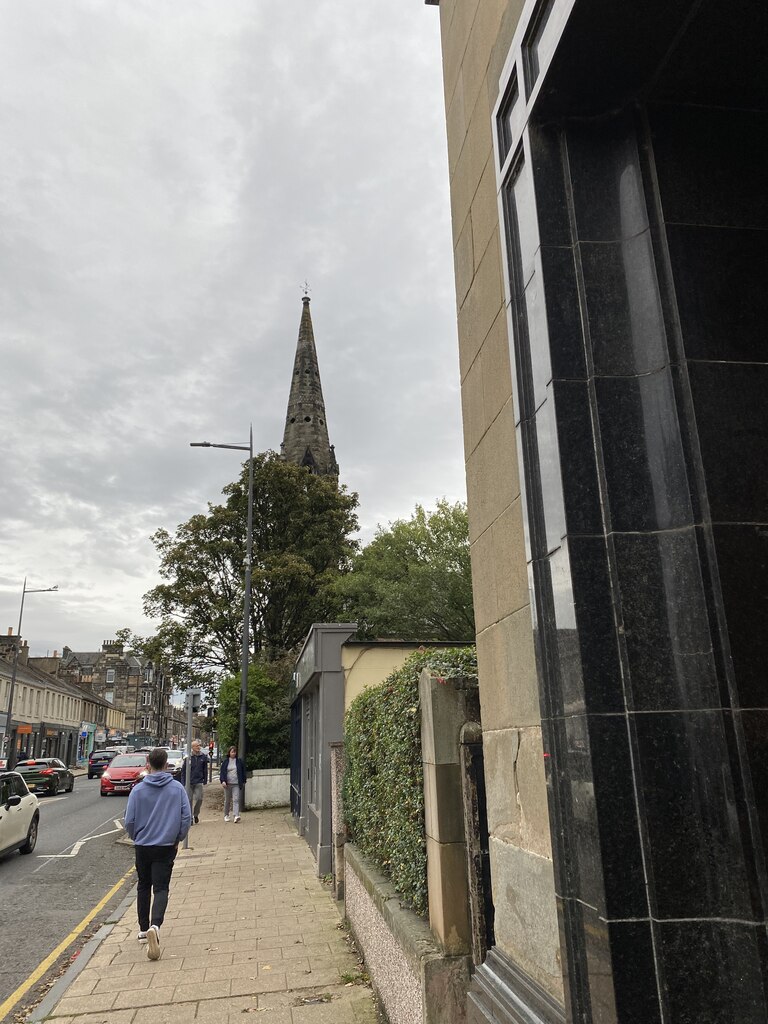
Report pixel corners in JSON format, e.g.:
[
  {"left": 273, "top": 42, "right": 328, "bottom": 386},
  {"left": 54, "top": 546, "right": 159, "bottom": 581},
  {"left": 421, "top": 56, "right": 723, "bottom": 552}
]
[{"left": 302, "top": 280, "right": 311, "bottom": 298}]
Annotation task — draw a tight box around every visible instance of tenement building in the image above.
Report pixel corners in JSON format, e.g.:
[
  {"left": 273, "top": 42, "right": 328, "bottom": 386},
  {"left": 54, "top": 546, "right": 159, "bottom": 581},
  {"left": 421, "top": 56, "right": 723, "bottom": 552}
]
[
  {"left": 429, "top": 0, "right": 768, "bottom": 1022},
  {"left": 59, "top": 641, "right": 181, "bottom": 747}
]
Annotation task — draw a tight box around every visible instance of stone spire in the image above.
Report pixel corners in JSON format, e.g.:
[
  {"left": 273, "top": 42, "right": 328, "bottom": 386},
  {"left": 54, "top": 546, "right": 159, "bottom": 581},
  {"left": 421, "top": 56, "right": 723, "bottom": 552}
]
[{"left": 281, "top": 296, "right": 338, "bottom": 478}]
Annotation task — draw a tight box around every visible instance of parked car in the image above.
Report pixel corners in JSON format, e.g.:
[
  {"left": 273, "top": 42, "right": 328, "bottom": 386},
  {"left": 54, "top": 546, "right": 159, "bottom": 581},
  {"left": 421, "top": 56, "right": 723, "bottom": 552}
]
[
  {"left": 88, "top": 749, "right": 118, "bottom": 779},
  {"left": 15, "top": 758, "right": 75, "bottom": 796},
  {"left": 0, "top": 771, "right": 39, "bottom": 858},
  {"left": 100, "top": 754, "right": 149, "bottom": 796}
]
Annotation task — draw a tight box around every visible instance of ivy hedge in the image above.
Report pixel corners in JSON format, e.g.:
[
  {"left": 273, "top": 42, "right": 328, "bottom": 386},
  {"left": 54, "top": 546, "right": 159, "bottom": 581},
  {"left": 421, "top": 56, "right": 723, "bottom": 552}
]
[{"left": 343, "top": 646, "right": 477, "bottom": 917}]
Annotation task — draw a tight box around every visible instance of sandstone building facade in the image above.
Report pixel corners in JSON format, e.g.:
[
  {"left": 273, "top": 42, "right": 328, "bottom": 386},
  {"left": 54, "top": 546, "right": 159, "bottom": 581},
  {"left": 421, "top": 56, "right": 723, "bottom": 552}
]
[{"left": 430, "top": 0, "right": 768, "bottom": 1021}]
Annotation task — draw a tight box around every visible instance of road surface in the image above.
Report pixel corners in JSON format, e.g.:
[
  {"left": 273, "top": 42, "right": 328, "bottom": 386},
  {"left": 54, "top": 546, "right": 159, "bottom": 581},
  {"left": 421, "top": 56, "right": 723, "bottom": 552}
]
[{"left": 0, "top": 775, "right": 136, "bottom": 1020}]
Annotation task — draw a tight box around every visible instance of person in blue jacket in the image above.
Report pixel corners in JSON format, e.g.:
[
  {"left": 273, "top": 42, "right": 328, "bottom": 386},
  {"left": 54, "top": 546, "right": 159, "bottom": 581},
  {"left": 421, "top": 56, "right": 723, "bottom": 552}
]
[
  {"left": 125, "top": 747, "right": 191, "bottom": 960},
  {"left": 219, "top": 745, "right": 246, "bottom": 823}
]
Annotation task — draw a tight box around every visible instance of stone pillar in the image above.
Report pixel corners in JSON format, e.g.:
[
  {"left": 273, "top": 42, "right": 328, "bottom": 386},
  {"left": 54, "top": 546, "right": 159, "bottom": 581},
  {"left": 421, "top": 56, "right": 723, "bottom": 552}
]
[
  {"left": 329, "top": 740, "right": 346, "bottom": 900},
  {"left": 419, "top": 671, "right": 480, "bottom": 956}
]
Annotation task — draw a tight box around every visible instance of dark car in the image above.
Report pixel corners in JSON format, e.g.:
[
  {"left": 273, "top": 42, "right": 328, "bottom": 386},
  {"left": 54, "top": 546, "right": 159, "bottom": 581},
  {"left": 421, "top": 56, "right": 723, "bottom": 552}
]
[
  {"left": 88, "top": 750, "right": 118, "bottom": 779},
  {"left": 100, "top": 754, "right": 149, "bottom": 796},
  {"left": 15, "top": 758, "right": 75, "bottom": 796}
]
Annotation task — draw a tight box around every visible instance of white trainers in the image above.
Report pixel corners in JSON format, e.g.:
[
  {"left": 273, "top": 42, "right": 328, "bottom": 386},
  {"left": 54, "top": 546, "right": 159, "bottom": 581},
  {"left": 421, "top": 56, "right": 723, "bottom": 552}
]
[
  {"left": 234, "top": 815, "right": 241, "bottom": 823},
  {"left": 137, "top": 931, "right": 148, "bottom": 944},
  {"left": 224, "top": 815, "right": 230, "bottom": 822},
  {"left": 146, "top": 925, "right": 161, "bottom": 960}
]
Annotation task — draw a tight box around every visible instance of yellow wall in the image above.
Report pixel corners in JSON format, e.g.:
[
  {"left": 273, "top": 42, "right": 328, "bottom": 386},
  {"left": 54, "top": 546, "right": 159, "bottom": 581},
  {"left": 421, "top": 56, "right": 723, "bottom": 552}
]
[{"left": 341, "top": 644, "right": 422, "bottom": 712}]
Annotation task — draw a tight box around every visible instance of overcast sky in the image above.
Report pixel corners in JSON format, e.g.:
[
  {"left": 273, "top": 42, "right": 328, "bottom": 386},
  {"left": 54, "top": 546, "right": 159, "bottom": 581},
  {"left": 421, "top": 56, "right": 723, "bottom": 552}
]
[{"left": 0, "top": 1, "right": 465, "bottom": 656}]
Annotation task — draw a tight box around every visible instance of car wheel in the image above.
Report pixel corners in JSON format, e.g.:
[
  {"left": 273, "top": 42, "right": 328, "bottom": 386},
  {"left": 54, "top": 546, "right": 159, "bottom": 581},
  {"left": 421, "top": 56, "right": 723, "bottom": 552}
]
[
  {"left": 68, "top": 778, "right": 75, "bottom": 793},
  {"left": 50, "top": 778, "right": 59, "bottom": 796},
  {"left": 20, "top": 815, "right": 39, "bottom": 855},
  {"left": 100, "top": 790, "right": 108, "bottom": 797}
]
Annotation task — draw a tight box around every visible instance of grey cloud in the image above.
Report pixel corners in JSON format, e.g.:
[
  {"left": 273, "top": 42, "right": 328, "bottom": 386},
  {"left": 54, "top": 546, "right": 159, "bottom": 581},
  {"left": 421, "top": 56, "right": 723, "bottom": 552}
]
[{"left": 0, "top": 0, "right": 464, "bottom": 655}]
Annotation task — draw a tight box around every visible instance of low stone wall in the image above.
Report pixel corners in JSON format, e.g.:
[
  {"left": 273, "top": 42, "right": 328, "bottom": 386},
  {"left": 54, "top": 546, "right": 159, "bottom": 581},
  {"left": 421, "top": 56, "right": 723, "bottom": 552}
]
[
  {"left": 345, "top": 843, "right": 471, "bottom": 1024},
  {"left": 244, "top": 768, "right": 290, "bottom": 809}
]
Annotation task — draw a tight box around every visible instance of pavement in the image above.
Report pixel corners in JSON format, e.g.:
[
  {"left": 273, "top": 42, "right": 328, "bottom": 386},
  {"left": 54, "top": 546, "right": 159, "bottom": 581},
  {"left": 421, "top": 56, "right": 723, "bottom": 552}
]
[{"left": 27, "top": 785, "right": 378, "bottom": 1024}]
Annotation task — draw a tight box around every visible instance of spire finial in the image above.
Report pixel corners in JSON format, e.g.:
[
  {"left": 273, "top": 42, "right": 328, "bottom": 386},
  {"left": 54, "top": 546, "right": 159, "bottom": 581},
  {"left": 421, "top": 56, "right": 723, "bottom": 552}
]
[{"left": 302, "top": 279, "right": 311, "bottom": 302}]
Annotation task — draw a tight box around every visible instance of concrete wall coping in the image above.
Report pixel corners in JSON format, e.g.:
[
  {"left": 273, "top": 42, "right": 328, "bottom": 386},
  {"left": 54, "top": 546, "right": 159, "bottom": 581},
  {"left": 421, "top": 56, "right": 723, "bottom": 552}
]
[{"left": 245, "top": 767, "right": 289, "bottom": 777}]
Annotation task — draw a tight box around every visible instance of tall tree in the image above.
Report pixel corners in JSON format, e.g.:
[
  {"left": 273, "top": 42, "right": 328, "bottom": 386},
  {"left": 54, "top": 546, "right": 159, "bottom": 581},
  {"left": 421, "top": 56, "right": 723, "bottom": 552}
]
[
  {"left": 335, "top": 499, "right": 475, "bottom": 641},
  {"left": 217, "top": 656, "right": 293, "bottom": 771},
  {"left": 143, "top": 452, "right": 358, "bottom": 686}
]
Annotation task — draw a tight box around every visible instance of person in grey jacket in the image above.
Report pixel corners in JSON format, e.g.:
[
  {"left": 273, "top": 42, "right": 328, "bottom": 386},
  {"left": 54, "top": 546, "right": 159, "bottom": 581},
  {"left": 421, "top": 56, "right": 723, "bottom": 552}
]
[
  {"left": 219, "top": 745, "right": 246, "bottom": 822},
  {"left": 181, "top": 739, "right": 209, "bottom": 824},
  {"left": 125, "top": 748, "right": 191, "bottom": 960}
]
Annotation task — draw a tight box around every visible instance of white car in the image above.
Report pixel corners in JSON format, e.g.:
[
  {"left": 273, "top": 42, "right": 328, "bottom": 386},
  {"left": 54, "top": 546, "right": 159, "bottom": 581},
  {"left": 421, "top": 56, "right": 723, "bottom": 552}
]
[{"left": 0, "top": 771, "right": 40, "bottom": 858}]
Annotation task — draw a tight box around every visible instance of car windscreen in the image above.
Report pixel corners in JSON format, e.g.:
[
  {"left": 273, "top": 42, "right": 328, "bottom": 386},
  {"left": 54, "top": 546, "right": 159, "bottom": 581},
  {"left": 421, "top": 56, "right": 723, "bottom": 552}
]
[
  {"left": 90, "top": 752, "right": 114, "bottom": 760},
  {"left": 16, "top": 762, "right": 47, "bottom": 770},
  {"left": 166, "top": 752, "right": 183, "bottom": 760},
  {"left": 110, "top": 755, "right": 148, "bottom": 768}
]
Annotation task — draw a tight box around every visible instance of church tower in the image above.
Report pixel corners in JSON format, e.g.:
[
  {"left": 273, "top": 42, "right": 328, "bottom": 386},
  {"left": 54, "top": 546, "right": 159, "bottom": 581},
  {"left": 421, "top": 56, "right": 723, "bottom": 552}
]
[{"left": 281, "top": 295, "right": 338, "bottom": 478}]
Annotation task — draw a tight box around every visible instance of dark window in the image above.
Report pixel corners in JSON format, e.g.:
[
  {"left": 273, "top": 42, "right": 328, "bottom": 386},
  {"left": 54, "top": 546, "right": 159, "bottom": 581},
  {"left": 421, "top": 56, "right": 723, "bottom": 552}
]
[
  {"left": 497, "top": 73, "right": 520, "bottom": 165},
  {"left": 523, "top": 0, "right": 557, "bottom": 94}
]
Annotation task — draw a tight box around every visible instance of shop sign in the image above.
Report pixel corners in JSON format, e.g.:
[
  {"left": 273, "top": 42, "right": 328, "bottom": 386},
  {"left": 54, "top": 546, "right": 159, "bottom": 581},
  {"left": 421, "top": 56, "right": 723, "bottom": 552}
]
[
  {"left": 95, "top": 730, "right": 107, "bottom": 743},
  {"left": 16, "top": 723, "right": 32, "bottom": 735}
]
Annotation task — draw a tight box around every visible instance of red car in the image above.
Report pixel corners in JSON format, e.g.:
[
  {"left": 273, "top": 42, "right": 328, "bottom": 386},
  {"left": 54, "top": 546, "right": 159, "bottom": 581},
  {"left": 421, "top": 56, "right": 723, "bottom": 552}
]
[{"left": 100, "top": 754, "right": 148, "bottom": 796}]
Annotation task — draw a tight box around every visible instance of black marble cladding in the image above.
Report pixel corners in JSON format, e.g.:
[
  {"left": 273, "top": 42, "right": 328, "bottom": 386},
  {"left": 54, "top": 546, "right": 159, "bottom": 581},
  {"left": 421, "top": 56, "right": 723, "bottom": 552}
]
[
  {"left": 481, "top": 2, "right": 768, "bottom": 1023},
  {"left": 656, "top": 921, "right": 768, "bottom": 1024},
  {"left": 688, "top": 359, "right": 768, "bottom": 524},
  {"left": 665, "top": 224, "right": 768, "bottom": 364},
  {"left": 493, "top": 80, "right": 768, "bottom": 1024}
]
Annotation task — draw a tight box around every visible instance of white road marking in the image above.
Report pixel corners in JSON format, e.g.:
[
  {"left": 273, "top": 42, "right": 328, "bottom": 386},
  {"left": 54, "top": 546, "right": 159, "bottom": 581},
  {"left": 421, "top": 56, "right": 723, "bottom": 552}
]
[
  {"left": 40, "top": 823, "right": 124, "bottom": 858},
  {"left": 37, "top": 797, "right": 67, "bottom": 805},
  {"left": 32, "top": 813, "right": 126, "bottom": 870}
]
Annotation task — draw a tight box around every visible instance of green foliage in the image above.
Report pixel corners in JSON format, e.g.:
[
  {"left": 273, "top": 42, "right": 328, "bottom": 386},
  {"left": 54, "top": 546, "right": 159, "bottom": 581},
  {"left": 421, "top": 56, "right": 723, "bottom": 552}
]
[
  {"left": 217, "top": 658, "right": 292, "bottom": 770},
  {"left": 343, "top": 646, "right": 477, "bottom": 916},
  {"left": 335, "top": 500, "right": 474, "bottom": 642},
  {"left": 143, "top": 451, "right": 359, "bottom": 685}
]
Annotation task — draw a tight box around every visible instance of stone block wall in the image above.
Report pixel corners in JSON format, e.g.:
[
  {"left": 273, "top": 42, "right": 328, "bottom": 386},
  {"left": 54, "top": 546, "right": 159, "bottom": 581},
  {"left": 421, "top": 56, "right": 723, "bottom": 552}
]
[{"left": 436, "top": 0, "right": 562, "bottom": 1001}]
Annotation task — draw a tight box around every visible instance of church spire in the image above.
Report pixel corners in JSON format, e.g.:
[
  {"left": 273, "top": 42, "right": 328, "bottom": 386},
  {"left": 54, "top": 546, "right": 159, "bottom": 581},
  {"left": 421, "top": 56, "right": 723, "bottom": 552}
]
[{"left": 281, "top": 296, "right": 338, "bottom": 478}]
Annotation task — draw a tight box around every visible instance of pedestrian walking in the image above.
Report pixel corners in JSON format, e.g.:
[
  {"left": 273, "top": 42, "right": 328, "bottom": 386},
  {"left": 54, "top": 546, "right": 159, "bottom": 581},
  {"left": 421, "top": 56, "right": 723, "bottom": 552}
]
[
  {"left": 124, "top": 747, "right": 191, "bottom": 960},
  {"left": 220, "top": 745, "right": 246, "bottom": 823},
  {"left": 181, "top": 739, "right": 209, "bottom": 824}
]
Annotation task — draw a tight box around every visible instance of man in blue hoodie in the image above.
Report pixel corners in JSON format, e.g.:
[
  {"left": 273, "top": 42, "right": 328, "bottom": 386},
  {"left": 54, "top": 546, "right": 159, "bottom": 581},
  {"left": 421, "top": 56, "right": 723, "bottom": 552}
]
[{"left": 124, "top": 747, "right": 191, "bottom": 960}]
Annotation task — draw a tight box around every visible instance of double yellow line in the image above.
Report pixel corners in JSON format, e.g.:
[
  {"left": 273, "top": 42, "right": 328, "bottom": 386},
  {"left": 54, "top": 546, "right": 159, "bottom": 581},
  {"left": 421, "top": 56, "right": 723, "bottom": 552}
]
[{"left": 0, "top": 866, "right": 134, "bottom": 1022}]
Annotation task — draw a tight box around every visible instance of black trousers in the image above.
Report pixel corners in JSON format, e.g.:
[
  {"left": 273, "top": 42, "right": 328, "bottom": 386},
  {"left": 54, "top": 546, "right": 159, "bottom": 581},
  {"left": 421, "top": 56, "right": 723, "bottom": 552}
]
[{"left": 134, "top": 844, "right": 177, "bottom": 930}]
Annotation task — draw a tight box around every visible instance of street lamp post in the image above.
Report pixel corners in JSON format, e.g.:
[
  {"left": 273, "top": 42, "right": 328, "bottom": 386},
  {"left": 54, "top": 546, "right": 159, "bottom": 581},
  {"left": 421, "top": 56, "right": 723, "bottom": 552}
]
[
  {"left": 190, "top": 426, "right": 253, "bottom": 760},
  {"left": 2, "top": 578, "right": 58, "bottom": 771}
]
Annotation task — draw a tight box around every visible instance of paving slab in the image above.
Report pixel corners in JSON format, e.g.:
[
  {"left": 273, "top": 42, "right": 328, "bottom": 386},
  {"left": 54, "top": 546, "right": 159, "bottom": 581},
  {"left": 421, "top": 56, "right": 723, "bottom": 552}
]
[{"left": 27, "top": 796, "right": 377, "bottom": 1024}]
